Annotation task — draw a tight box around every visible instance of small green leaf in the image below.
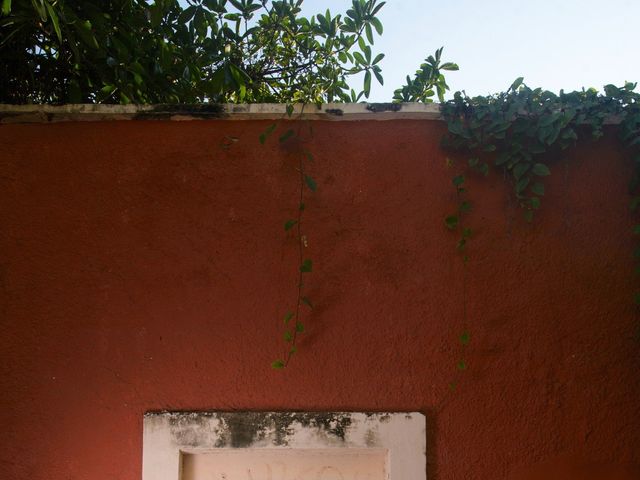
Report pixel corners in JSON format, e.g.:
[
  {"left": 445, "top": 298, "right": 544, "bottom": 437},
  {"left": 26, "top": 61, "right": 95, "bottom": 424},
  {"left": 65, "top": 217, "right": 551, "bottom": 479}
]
[
  {"left": 304, "top": 175, "right": 317, "bottom": 192},
  {"left": 299, "top": 202, "right": 306, "bottom": 211},
  {"left": 286, "top": 104, "right": 294, "bottom": 117},
  {"left": 373, "top": 68, "right": 384, "bottom": 86},
  {"left": 452, "top": 175, "right": 465, "bottom": 187},
  {"left": 284, "top": 331, "right": 292, "bottom": 342},
  {"left": 259, "top": 123, "right": 277, "bottom": 144},
  {"left": 532, "top": 163, "right": 551, "bottom": 176},
  {"left": 353, "top": 52, "right": 366, "bottom": 65},
  {"left": 460, "top": 331, "right": 470, "bottom": 345},
  {"left": 444, "top": 215, "right": 459, "bottom": 230},
  {"left": 531, "top": 182, "right": 545, "bottom": 196},
  {"left": 279, "top": 129, "right": 294, "bottom": 143},
  {"left": 44, "top": 2, "right": 62, "bottom": 42},
  {"left": 271, "top": 360, "right": 285, "bottom": 369},
  {"left": 295, "top": 322, "right": 305, "bottom": 333},
  {"left": 530, "top": 197, "right": 541, "bottom": 210},
  {"left": 284, "top": 311, "right": 294, "bottom": 324},
  {"left": 284, "top": 220, "right": 298, "bottom": 231},
  {"left": 459, "top": 201, "right": 471, "bottom": 213},
  {"left": 365, "top": 23, "right": 373, "bottom": 44},
  {"left": 302, "top": 296, "right": 313, "bottom": 308},
  {"left": 457, "top": 360, "right": 467, "bottom": 371},
  {"left": 1, "top": 0, "right": 11, "bottom": 15},
  {"left": 440, "top": 62, "right": 459, "bottom": 71},
  {"left": 516, "top": 176, "right": 530, "bottom": 193},
  {"left": 371, "top": 16, "right": 383, "bottom": 35},
  {"left": 364, "top": 70, "right": 371, "bottom": 98},
  {"left": 510, "top": 77, "right": 524, "bottom": 91},
  {"left": 300, "top": 259, "right": 313, "bottom": 273},
  {"left": 513, "top": 163, "right": 530, "bottom": 180},
  {"left": 358, "top": 35, "right": 366, "bottom": 52}
]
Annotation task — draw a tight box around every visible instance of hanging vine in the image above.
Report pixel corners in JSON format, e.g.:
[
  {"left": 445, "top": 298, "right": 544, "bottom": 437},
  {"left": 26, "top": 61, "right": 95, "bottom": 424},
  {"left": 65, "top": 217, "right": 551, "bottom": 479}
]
[
  {"left": 440, "top": 79, "right": 640, "bottom": 313},
  {"left": 271, "top": 139, "right": 316, "bottom": 369},
  {"left": 443, "top": 159, "right": 474, "bottom": 386},
  {"left": 257, "top": 108, "right": 318, "bottom": 369}
]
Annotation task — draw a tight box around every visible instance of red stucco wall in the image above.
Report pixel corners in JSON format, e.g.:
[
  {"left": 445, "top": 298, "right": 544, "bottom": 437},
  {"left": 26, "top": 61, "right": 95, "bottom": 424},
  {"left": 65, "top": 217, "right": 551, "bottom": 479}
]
[{"left": 1, "top": 119, "right": 639, "bottom": 480}]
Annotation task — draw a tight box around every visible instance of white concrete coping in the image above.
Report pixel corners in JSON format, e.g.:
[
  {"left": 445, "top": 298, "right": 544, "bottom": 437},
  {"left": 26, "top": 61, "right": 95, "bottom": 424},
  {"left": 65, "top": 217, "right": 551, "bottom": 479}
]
[
  {"left": 142, "top": 411, "right": 426, "bottom": 480},
  {"left": 1, "top": 102, "right": 622, "bottom": 125},
  {"left": 0, "top": 102, "right": 442, "bottom": 124}
]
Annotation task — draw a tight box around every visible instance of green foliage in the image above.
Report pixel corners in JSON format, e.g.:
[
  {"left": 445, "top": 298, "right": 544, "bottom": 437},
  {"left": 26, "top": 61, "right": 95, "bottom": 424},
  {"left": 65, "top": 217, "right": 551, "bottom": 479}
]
[
  {"left": 284, "top": 219, "right": 298, "bottom": 231},
  {"left": 439, "top": 79, "right": 640, "bottom": 333},
  {"left": 393, "top": 47, "right": 458, "bottom": 103},
  {"left": 1, "top": 0, "right": 386, "bottom": 104},
  {"left": 271, "top": 359, "right": 285, "bottom": 369},
  {"left": 441, "top": 80, "right": 640, "bottom": 220},
  {"left": 304, "top": 175, "right": 318, "bottom": 192},
  {"left": 300, "top": 258, "right": 313, "bottom": 272}
]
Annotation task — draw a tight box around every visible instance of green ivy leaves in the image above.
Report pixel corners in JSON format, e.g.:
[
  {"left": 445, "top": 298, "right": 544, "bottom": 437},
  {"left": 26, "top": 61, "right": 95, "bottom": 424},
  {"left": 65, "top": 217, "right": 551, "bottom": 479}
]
[
  {"left": 532, "top": 163, "right": 551, "bottom": 176},
  {"left": 284, "top": 220, "right": 298, "bottom": 231},
  {"left": 300, "top": 259, "right": 313, "bottom": 273},
  {"left": 441, "top": 79, "right": 640, "bottom": 315},
  {"left": 304, "top": 175, "right": 317, "bottom": 192},
  {"left": 441, "top": 80, "right": 640, "bottom": 222}
]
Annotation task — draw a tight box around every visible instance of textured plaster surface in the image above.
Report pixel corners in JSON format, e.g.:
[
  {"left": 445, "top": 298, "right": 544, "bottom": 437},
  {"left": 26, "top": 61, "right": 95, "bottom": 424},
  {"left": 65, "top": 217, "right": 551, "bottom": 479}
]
[
  {"left": 0, "top": 120, "right": 639, "bottom": 480},
  {"left": 142, "top": 411, "right": 423, "bottom": 480}
]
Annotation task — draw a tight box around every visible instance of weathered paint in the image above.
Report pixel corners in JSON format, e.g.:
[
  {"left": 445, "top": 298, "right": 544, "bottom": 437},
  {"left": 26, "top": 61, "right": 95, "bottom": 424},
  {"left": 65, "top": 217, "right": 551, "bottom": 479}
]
[
  {"left": 0, "top": 119, "right": 639, "bottom": 480},
  {"left": 0, "top": 103, "right": 442, "bottom": 124},
  {"left": 142, "top": 412, "right": 424, "bottom": 480}
]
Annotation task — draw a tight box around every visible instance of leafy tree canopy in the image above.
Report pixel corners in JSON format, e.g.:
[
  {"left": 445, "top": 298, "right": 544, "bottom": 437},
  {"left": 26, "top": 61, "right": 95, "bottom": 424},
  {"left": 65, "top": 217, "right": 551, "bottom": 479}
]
[{"left": 0, "top": 0, "right": 390, "bottom": 104}]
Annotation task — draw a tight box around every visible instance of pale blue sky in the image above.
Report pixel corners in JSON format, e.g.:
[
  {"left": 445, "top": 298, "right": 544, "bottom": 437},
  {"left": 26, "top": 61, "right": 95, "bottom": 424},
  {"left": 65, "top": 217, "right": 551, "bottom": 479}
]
[{"left": 300, "top": 0, "right": 640, "bottom": 101}]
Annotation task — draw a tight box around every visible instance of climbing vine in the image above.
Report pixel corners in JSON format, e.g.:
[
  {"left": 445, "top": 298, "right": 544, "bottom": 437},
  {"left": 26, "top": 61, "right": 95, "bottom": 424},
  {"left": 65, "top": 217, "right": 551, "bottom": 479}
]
[
  {"left": 443, "top": 158, "right": 473, "bottom": 387},
  {"left": 268, "top": 48, "right": 456, "bottom": 368},
  {"left": 256, "top": 108, "right": 317, "bottom": 369}
]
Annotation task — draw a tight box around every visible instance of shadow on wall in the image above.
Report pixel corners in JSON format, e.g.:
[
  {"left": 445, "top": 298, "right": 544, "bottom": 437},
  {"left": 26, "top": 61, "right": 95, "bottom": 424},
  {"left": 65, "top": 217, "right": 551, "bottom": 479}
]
[{"left": 509, "top": 455, "right": 640, "bottom": 480}]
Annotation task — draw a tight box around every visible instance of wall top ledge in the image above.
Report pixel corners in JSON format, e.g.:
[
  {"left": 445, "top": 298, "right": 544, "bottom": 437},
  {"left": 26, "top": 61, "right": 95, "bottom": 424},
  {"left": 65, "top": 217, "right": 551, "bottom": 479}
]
[{"left": 0, "top": 102, "right": 442, "bottom": 124}]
